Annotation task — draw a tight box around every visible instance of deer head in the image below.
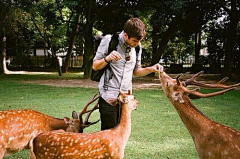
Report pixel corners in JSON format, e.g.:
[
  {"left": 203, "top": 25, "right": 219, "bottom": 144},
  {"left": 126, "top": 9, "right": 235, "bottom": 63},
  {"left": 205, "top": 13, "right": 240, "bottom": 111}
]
[
  {"left": 63, "top": 94, "right": 100, "bottom": 133},
  {"left": 63, "top": 111, "right": 81, "bottom": 133},
  {"left": 118, "top": 90, "right": 138, "bottom": 111},
  {"left": 159, "top": 71, "right": 239, "bottom": 103}
]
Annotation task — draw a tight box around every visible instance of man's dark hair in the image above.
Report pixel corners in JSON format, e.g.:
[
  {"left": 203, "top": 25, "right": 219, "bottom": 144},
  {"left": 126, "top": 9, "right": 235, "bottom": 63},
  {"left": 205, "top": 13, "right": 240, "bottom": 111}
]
[{"left": 124, "top": 18, "right": 146, "bottom": 40}]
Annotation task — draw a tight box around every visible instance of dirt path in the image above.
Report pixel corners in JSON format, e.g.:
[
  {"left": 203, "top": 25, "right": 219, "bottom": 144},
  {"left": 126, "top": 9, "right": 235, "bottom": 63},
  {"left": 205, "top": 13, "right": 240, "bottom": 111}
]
[
  {"left": 24, "top": 76, "right": 162, "bottom": 90},
  {"left": 23, "top": 73, "right": 240, "bottom": 90}
]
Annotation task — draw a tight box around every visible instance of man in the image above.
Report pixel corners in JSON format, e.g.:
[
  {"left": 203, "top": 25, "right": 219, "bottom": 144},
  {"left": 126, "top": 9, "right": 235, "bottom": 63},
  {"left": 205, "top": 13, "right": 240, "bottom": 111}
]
[{"left": 92, "top": 18, "right": 163, "bottom": 130}]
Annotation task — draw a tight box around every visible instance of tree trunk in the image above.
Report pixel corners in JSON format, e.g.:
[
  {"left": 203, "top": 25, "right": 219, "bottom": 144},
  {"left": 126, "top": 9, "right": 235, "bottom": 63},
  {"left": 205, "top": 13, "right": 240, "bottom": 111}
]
[
  {"left": 222, "top": 0, "right": 239, "bottom": 77},
  {"left": 83, "top": 22, "right": 94, "bottom": 79},
  {"left": 151, "top": 18, "right": 179, "bottom": 65},
  {"left": 195, "top": 30, "right": 201, "bottom": 63},
  {"left": 51, "top": 48, "right": 62, "bottom": 76},
  {"left": 55, "top": 56, "right": 62, "bottom": 76},
  {"left": 49, "top": 46, "right": 62, "bottom": 76},
  {"left": 151, "top": 25, "right": 159, "bottom": 63},
  {"left": 0, "top": 34, "right": 9, "bottom": 74},
  {"left": 62, "top": 14, "right": 81, "bottom": 73}
]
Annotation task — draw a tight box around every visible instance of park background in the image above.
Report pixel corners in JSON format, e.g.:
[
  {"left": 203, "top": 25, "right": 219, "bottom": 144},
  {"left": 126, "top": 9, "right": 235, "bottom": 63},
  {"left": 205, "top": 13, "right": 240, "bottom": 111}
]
[{"left": 0, "top": 0, "right": 239, "bottom": 159}]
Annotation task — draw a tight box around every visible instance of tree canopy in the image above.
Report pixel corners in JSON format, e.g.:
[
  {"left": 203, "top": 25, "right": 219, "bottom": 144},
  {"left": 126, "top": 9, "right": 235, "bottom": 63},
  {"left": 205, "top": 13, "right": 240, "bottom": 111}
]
[{"left": 0, "top": 0, "right": 239, "bottom": 78}]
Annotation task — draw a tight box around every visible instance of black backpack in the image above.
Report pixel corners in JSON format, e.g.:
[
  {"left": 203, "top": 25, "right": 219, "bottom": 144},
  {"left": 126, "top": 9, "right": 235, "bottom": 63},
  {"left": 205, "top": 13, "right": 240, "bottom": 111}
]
[{"left": 91, "top": 33, "right": 140, "bottom": 82}]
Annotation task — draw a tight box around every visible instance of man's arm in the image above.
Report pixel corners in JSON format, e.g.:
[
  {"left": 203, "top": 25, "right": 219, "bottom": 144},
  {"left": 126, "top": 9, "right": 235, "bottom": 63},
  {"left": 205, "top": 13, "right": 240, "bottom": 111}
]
[
  {"left": 92, "top": 51, "right": 122, "bottom": 71},
  {"left": 133, "top": 63, "right": 163, "bottom": 76}
]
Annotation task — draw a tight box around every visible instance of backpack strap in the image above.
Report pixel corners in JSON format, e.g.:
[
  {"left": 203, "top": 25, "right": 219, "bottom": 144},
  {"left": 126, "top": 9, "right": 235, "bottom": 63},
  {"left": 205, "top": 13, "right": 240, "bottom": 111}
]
[
  {"left": 107, "top": 33, "right": 119, "bottom": 55},
  {"left": 135, "top": 45, "right": 140, "bottom": 54},
  {"left": 103, "top": 33, "right": 119, "bottom": 90}
]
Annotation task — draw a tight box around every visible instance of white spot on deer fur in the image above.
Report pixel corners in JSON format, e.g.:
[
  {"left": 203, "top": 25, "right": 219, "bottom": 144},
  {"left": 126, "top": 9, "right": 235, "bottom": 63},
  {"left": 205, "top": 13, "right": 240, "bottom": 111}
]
[
  {"left": 207, "top": 151, "right": 212, "bottom": 156},
  {"left": 223, "top": 150, "right": 228, "bottom": 155},
  {"left": 80, "top": 154, "right": 85, "bottom": 157},
  {"left": 111, "top": 151, "right": 114, "bottom": 156},
  {"left": 97, "top": 147, "right": 103, "bottom": 152},
  {"left": 85, "top": 139, "right": 91, "bottom": 144},
  {"left": 66, "top": 138, "right": 70, "bottom": 142},
  {"left": 97, "top": 155, "right": 105, "bottom": 158},
  {"left": 109, "top": 141, "right": 114, "bottom": 147}
]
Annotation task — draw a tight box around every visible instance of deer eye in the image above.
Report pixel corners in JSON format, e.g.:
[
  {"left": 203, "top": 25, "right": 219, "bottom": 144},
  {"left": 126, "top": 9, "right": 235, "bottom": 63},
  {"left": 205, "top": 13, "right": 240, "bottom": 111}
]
[{"left": 166, "top": 82, "right": 169, "bottom": 87}]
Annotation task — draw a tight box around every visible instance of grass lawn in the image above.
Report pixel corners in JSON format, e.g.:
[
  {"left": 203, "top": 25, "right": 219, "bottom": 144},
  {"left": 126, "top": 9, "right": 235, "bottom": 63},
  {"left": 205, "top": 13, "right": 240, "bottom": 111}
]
[{"left": 0, "top": 73, "right": 239, "bottom": 159}]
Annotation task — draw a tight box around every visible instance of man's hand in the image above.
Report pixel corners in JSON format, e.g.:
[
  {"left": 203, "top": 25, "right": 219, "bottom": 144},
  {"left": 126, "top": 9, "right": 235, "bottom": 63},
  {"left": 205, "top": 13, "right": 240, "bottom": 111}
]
[
  {"left": 151, "top": 63, "right": 164, "bottom": 73},
  {"left": 106, "top": 51, "right": 122, "bottom": 62}
]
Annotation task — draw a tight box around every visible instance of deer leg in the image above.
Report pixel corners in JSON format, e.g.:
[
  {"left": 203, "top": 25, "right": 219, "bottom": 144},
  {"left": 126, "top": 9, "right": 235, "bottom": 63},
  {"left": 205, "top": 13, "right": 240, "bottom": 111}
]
[
  {"left": 0, "top": 149, "right": 6, "bottom": 159},
  {"left": 28, "top": 140, "right": 36, "bottom": 159}
]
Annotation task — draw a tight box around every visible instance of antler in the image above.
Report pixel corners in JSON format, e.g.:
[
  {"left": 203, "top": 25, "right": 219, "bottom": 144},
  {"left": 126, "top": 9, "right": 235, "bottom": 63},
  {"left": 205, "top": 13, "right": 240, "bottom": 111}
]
[
  {"left": 182, "top": 86, "right": 236, "bottom": 98},
  {"left": 82, "top": 102, "right": 100, "bottom": 126},
  {"left": 79, "top": 94, "right": 100, "bottom": 131},
  {"left": 183, "top": 71, "right": 240, "bottom": 88},
  {"left": 176, "top": 71, "right": 240, "bottom": 99}
]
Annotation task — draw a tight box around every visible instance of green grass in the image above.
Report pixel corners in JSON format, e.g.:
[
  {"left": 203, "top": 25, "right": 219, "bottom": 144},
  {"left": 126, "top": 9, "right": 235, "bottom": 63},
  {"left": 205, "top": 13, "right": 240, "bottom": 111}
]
[{"left": 0, "top": 74, "right": 239, "bottom": 159}]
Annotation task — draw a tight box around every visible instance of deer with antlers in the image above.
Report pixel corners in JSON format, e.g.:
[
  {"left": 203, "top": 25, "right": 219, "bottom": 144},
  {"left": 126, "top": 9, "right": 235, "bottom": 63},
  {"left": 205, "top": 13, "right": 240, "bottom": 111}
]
[
  {"left": 30, "top": 91, "right": 138, "bottom": 159},
  {"left": 0, "top": 94, "right": 100, "bottom": 159},
  {"left": 159, "top": 71, "right": 240, "bottom": 159}
]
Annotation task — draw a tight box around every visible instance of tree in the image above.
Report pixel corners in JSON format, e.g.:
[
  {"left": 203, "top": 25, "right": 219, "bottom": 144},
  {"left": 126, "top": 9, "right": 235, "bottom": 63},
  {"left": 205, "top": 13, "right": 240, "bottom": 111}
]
[
  {"left": 0, "top": 1, "right": 34, "bottom": 74},
  {"left": 0, "top": 1, "right": 10, "bottom": 74},
  {"left": 215, "top": 0, "right": 240, "bottom": 77},
  {"left": 27, "top": 0, "right": 70, "bottom": 76}
]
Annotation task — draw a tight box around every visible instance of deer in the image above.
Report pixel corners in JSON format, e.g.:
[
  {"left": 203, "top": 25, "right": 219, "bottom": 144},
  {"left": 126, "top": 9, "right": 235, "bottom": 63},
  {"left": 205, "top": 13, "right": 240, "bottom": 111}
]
[
  {"left": 30, "top": 91, "right": 138, "bottom": 159},
  {"left": 0, "top": 94, "right": 100, "bottom": 159},
  {"left": 158, "top": 71, "right": 240, "bottom": 159}
]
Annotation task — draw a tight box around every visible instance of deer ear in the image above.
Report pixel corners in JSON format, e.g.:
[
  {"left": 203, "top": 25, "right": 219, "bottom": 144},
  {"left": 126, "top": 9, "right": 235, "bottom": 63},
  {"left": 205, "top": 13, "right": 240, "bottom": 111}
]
[
  {"left": 172, "top": 92, "right": 184, "bottom": 103},
  {"left": 72, "top": 111, "right": 78, "bottom": 119},
  {"left": 118, "top": 96, "right": 128, "bottom": 103},
  {"left": 63, "top": 117, "right": 70, "bottom": 125}
]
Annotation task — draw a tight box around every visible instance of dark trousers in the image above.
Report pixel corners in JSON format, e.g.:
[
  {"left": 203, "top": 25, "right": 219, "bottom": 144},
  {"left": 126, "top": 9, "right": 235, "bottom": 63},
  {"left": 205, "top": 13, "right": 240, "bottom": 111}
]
[{"left": 99, "top": 97, "right": 119, "bottom": 130}]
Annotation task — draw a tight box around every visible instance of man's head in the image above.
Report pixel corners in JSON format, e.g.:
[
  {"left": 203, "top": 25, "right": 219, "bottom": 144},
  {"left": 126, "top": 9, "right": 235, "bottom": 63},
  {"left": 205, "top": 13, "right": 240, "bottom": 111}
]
[{"left": 123, "top": 18, "right": 146, "bottom": 47}]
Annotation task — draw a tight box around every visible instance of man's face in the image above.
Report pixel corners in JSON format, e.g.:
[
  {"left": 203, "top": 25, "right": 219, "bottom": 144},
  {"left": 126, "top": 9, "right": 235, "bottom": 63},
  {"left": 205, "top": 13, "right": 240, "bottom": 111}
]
[{"left": 124, "top": 33, "right": 143, "bottom": 48}]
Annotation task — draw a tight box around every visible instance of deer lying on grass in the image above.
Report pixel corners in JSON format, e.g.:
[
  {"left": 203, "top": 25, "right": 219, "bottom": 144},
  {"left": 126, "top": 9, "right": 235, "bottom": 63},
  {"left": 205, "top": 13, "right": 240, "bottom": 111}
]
[
  {"left": 0, "top": 94, "right": 100, "bottom": 159},
  {"left": 159, "top": 71, "right": 240, "bottom": 159},
  {"left": 30, "top": 91, "right": 138, "bottom": 159}
]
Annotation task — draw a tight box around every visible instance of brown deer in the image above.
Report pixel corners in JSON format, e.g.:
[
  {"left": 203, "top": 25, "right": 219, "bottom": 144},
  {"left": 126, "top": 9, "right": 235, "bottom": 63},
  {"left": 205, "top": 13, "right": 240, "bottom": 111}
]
[
  {"left": 0, "top": 94, "right": 100, "bottom": 159},
  {"left": 30, "top": 91, "right": 138, "bottom": 159},
  {"left": 159, "top": 71, "right": 240, "bottom": 159}
]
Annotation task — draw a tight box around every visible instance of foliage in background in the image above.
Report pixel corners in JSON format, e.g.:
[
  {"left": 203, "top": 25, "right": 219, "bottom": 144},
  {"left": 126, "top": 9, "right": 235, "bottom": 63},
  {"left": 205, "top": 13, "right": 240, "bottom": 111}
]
[{"left": 1, "top": 0, "right": 239, "bottom": 77}]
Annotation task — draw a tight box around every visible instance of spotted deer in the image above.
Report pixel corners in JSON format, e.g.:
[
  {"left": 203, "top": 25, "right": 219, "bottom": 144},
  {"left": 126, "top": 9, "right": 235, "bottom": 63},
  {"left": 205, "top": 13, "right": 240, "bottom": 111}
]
[
  {"left": 30, "top": 91, "right": 138, "bottom": 159},
  {"left": 0, "top": 94, "right": 100, "bottom": 159},
  {"left": 159, "top": 71, "right": 240, "bottom": 159}
]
